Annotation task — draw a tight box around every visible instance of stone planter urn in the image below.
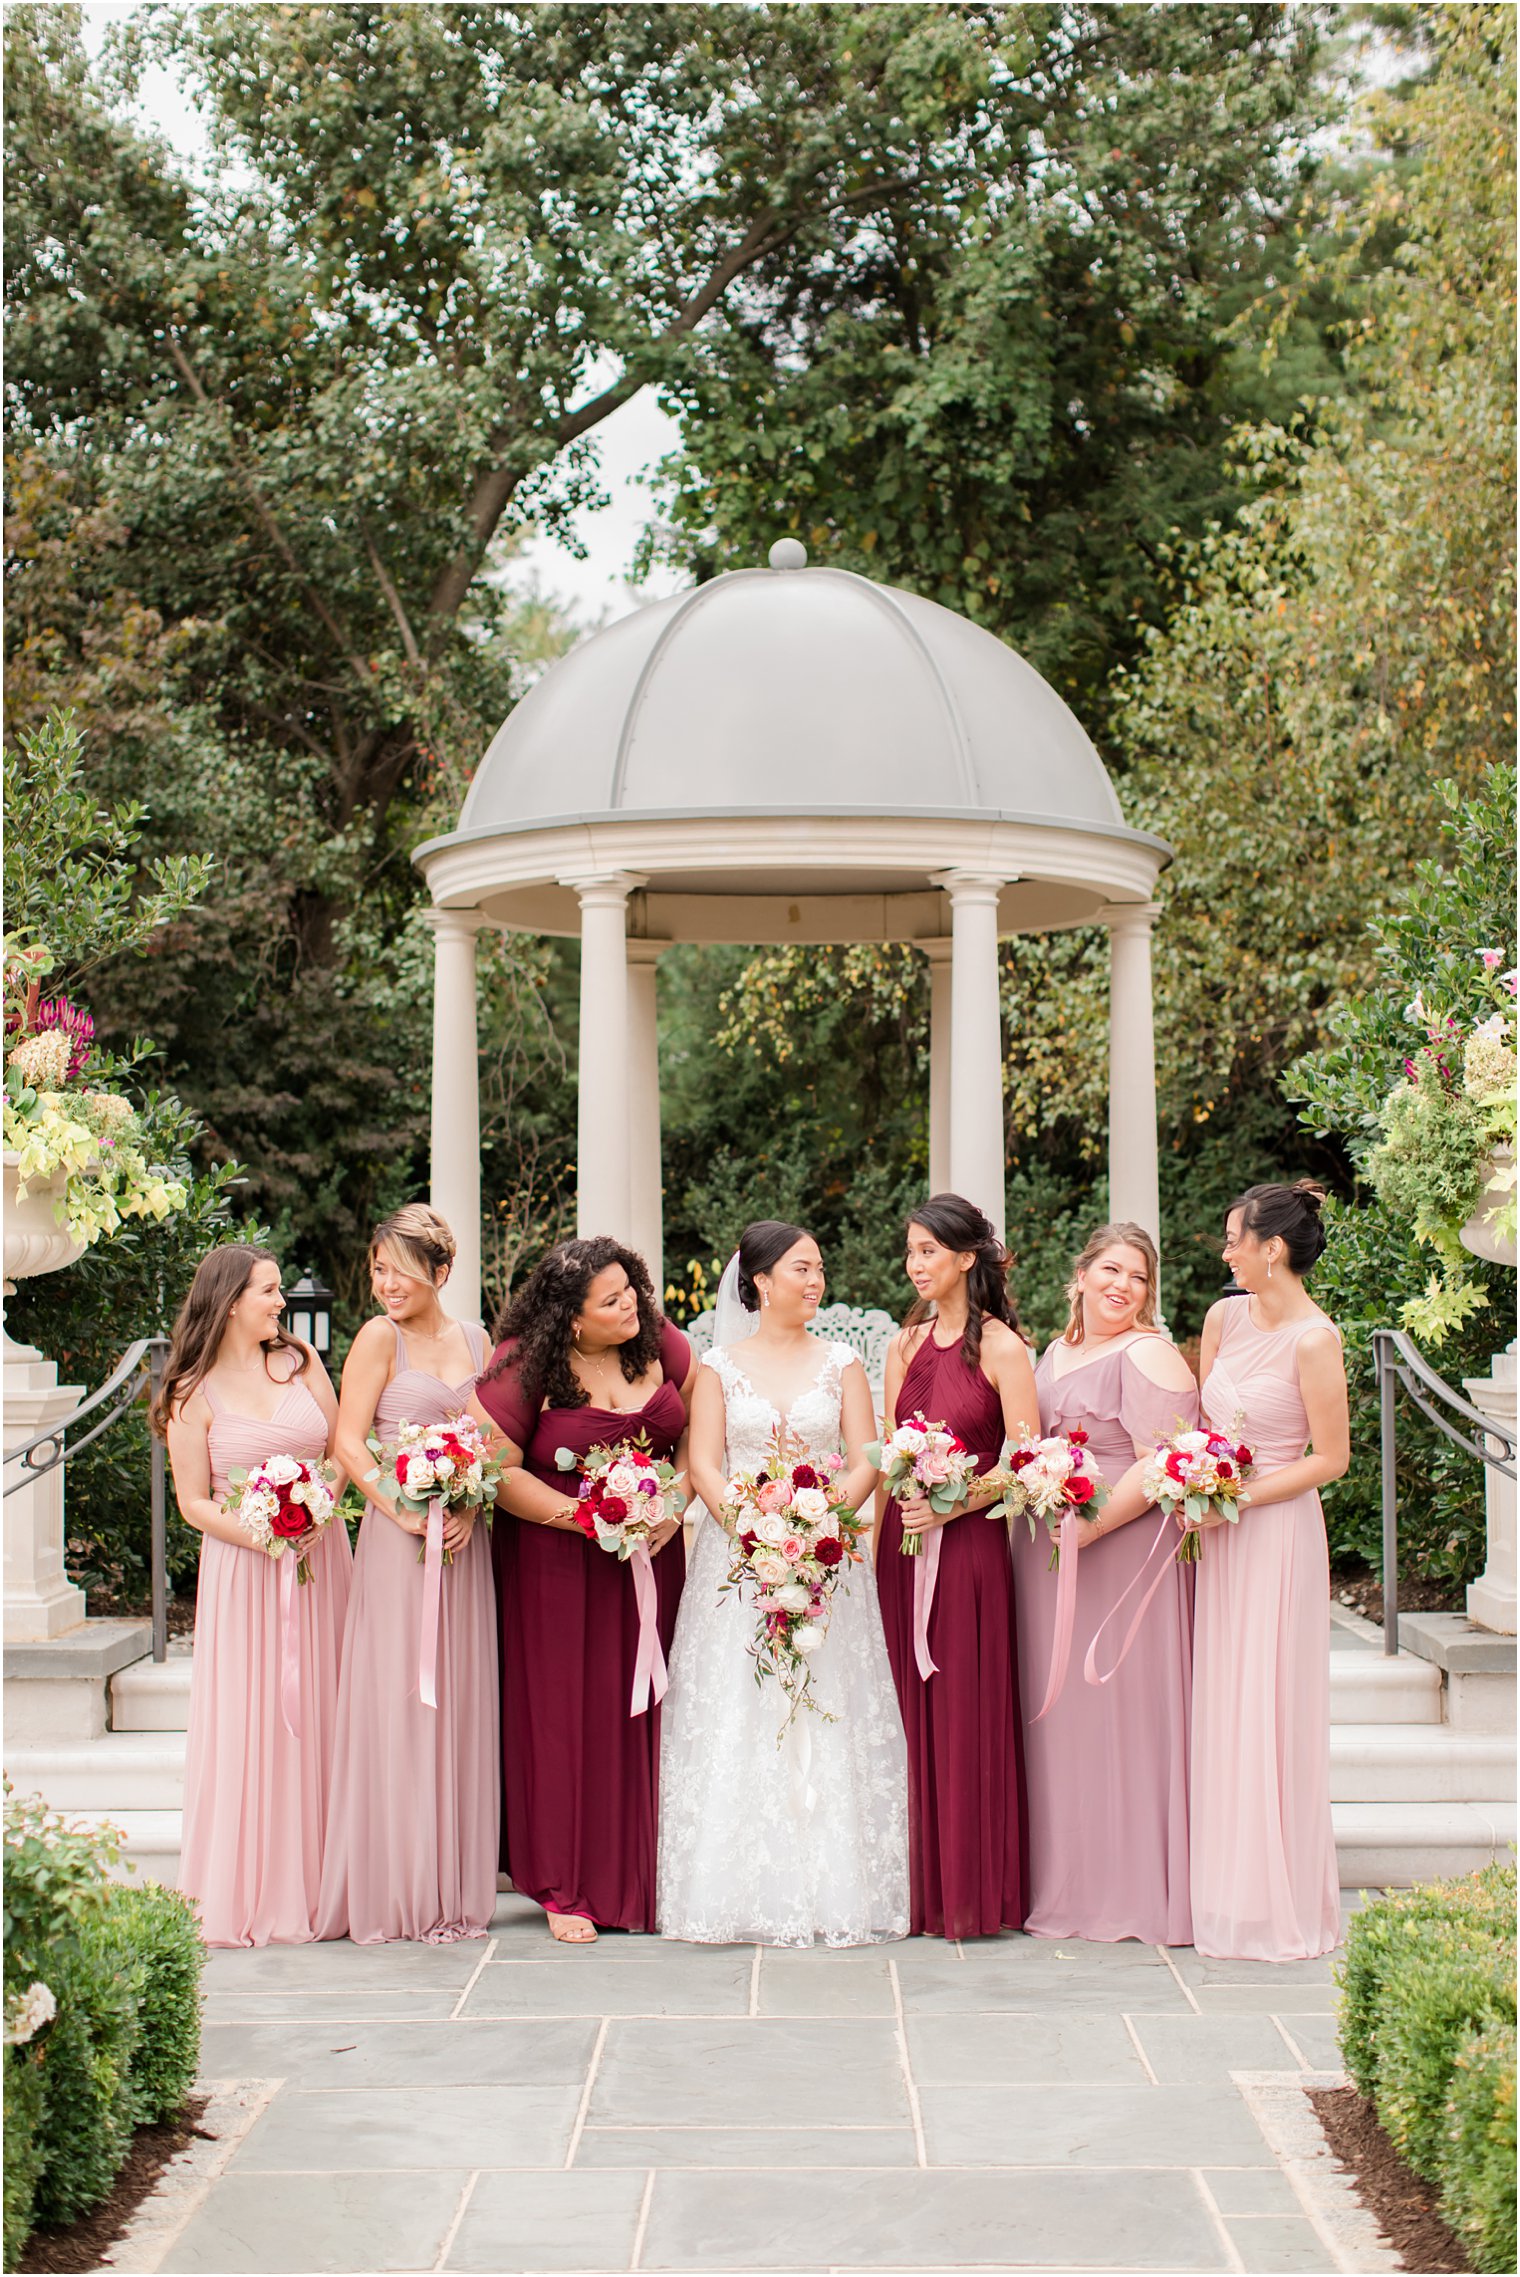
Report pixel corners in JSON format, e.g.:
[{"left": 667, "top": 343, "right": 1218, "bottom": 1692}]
[
  {"left": 1458, "top": 1144, "right": 1517, "bottom": 1636},
  {"left": 3, "top": 1150, "right": 88, "bottom": 1641},
  {"left": 1460, "top": 1142, "right": 1517, "bottom": 1270}
]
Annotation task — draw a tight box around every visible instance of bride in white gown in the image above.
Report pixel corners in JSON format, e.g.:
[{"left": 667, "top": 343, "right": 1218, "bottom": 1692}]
[{"left": 657, "top": 1221, "right": 909, "bottom": 1947}]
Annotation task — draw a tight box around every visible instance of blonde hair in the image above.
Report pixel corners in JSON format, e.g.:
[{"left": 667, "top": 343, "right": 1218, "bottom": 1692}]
[
  {"left": 1060, "top": 1221, "right": 1161, "bottom": 1346},
  {"left": 369, "top": 1204, "right": 456, "bottom": 1288}
]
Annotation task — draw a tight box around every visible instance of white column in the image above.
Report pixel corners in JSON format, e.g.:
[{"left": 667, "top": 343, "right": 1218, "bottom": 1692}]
[
  {"left": 423, "top": 908, "right": 484, "bottom": 1323},
  {"left": 567, "top": 873, "right": 643, "bottom": 1240},
  {"left": 1102, "top": 902, "right": 1162, "bottom": 1249},
  {"left": 627, "top": 940, "right": 667, "bottom": 1293},
  {"left": 1466, "top": 1350, "right": 1517, "bottom": 1633},
  {"left": 932, "top": 871, "right": 1008, "bottom": 1246},
  {"left": 922, "top": 939, "right": 953, "bottom": 1198}
]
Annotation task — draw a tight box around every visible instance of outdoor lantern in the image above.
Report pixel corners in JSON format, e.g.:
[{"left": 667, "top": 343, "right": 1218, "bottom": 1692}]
[{"left": 286, "top": 1272, "right": 333, "bottom": 1354}]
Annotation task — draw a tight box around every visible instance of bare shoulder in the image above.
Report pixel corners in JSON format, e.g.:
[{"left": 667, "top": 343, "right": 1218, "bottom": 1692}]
[
  {"left": 981, "top": 1318, "right": 1029, "bottom": 1361},
  {"left": 1127, "top": 1336, "right": 1197, "bottom": 1391},
  {"left": 348, "top": 1315, "right": 394, "bottom": 1355},
  {"left": 1297, "top": 1319, "right": 1345, "bottom": 1366}
]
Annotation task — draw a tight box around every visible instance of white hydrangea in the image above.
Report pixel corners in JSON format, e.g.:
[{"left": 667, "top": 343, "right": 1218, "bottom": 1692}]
[{"left": 4, "top": 1980, "right": 56, "bottom": 2046}]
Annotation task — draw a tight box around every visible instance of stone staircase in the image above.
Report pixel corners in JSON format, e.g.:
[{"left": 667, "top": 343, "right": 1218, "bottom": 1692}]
[{"left": 5, "top": 1606, "right": 1514, "bottom": 1894}]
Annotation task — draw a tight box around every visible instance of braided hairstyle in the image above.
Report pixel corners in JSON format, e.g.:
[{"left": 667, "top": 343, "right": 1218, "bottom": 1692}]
[
  {"left": 484, "top": 1236, "right": 663, "bottom": 1411},
  {"left": 902, "top": 1193, "right": 1021, "bottom": 1370}
]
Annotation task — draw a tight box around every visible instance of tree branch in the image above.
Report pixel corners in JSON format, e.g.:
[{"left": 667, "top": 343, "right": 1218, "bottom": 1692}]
[{"left": 361, "top": 524, "right": 423, "bottom": 667}]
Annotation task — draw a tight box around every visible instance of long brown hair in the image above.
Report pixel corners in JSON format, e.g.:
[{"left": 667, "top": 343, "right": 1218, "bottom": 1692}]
[
  {"left": 901, "top": 1193, "right": 1021, "bottom": 1371},
  {"left": 1060, "top": 1222, "right": 1161, "bottom": 1346},
  {"left": 149, "top": 1244, "right": 308, "bottom": 1434}
]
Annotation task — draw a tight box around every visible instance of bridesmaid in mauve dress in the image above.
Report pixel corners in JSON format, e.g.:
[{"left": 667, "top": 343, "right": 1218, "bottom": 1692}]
[
  {"left": 316, "top": 1206, "right": 499, "bottom": 1944},
  {"left": 1192, "top": 1182, "right": 1348, "bottom": 1962},
  {"left": 159, "top": 1244, "right": 351, "bottom": 1948},
  {"left": 471, "top": 1237, "right": 692, "bottom": 1943},
  {"left": 1018, "top": 1222, "right": 1198, "bottom": 1947},
  {"left": 877, "top": 1194, "right": 1039, "bottom": 1939}
]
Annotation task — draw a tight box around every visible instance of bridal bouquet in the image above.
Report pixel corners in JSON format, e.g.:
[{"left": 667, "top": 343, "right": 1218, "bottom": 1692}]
[
  {"left": 224, "top": 1455, "right": 338, "bottom": 1584},
  {"left": 553, "top": 1436, "right": 685, "bottom": 1555},
  {"left": 367, "top": 1415, "right": 501, "bottom": 1564},
  {"left": 1140, "top": 1426, "right": 1254, "bottom": 1563},
  {"left": 1000, "top": 1429, "right": 1109, "bottom": 1568},
  {"left": 866, "top": 1414, "right": 981, "bottom": 1555},
  {"left": 722, "top": 1438, "right": 868, "bottom": 1727}
]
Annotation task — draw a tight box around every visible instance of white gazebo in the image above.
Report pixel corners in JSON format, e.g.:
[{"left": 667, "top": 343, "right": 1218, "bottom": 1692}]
[{"left": 414, "top": 541, "right": 1170, "bottom": 1319}]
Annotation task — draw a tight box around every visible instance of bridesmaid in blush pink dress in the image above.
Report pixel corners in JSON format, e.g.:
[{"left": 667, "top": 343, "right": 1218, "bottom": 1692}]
[
  {"left": 876, "top": 1195, "right": 1039, "bottom": 1939},
  {"left": 1192, "top": 1182, "right": 1349, "bottom": 1962},
  {"left": 159, "top": 1244, "right": 351, "bottom": 1948},
  {"left": 316, "top": 1206, "right": 499, "bottom": 1944},
  {"left": 1018, "top": 1222, "right": 1198, "bottom": 1947}
]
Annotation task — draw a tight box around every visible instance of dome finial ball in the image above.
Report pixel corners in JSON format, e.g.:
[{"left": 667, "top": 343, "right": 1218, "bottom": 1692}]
[{"left": 767, "top": 537, "right": 809, "bottom": 572}]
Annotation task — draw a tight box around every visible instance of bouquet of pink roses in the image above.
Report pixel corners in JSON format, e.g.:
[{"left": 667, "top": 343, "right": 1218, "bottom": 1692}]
[
  {"left": 1000, "top": 1428, "right": 1109, "bottom": 1569},
  {"left": 224, "top": 1454, "right": 338, "bottom": 1585},
  {"left": 553, "top": 1435, "right": 687, "bottom": 1716},
  {"left": 866, "top": 1413, "right": 982, "bottom": 1555},
  {"left": 722, "top": 1435, "right": 868, "bottom": 1728},
  {"left": 367, "top": 1413, "right": 502, "bottom": 1710},
  {"left": 1141, "top": 1425, "right": 1254, "bottom": 1562}
]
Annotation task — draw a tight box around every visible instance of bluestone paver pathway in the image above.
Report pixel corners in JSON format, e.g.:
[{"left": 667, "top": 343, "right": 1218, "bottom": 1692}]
[{"left": 119, "top": 1889, "right": 1393, "bottom": 2276}]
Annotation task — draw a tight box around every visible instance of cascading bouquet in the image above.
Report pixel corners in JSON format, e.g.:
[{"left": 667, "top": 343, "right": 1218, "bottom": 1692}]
[
  {"left": 367, "top": 1414, "right": 502, "bottom": 1711},
  {"left": 1000, "top": 1428, "right": 1109, "bottom": 1569},
  {"left": 721, "top": 1435, "right": 868, "bottom": 1729},
  {"left": 1140, "top": 1425, "right": 1255, "bottom": 1562},
  {"left": 553, "top": 1436, "right": 687, "bottom": 1716},
  {"left": 224, "top": 1454, "right": 338, "bottom": 1584},
  {"left": 866, "top": 1414, "right": 981, "bottom": 1555}
]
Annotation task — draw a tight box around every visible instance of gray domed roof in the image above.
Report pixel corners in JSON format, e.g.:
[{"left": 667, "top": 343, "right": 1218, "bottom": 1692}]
[{"left": 459, "top": 559, "right": 1125, "bottom": 835}]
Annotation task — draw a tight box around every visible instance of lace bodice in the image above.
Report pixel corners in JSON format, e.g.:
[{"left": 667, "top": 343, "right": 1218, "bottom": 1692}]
[{"left": 700, "top": 1339, "right": 857, "bottom": 1479}]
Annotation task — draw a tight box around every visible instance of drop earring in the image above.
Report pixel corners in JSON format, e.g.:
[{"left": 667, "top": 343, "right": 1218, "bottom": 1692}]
[
  {"left": 1267, "top": 1255, "right": 1274, "bottom": 1280},
  {"left": 762, "top": 1287, "right": 770, "bottom": 1309}
]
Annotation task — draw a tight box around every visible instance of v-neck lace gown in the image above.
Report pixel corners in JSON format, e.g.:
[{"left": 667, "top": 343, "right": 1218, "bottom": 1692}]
[
  {"left": 657, "top": 1341, "right": 909, "bottom": 1948},
  {"left": 876, "top": 1331, "right": 1027, "bottom": 1939},
  {"left": 1192, "top": 1299, "right": 1341, "bottom": 1961},
  {"left": 179, "top": 1362, "right": 352, "bottom": 1948},
  {"left": 315, "top": 1322, "right": 499, "bottom": 1944},
  {"left": 1018, "top": 1339, "right": 1197, "bottom": 1946},
  {"left": 476, "top": 1322, "right": 689, "bottom": 1932}
]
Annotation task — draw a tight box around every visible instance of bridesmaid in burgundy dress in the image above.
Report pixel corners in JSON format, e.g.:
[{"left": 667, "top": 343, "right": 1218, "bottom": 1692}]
[
  {"left": 471, "top": 1237, "right": 693, "bottom": 1944},
  {"left": 158, "top": 1245, "right": 350, "bottom": 1946},
  {"left": 877, "top": 1194, "right": 1039, "bottom": 1938},
  {"left": 1019, "top": 1223, "right": 1199, "bottom": 1946}
]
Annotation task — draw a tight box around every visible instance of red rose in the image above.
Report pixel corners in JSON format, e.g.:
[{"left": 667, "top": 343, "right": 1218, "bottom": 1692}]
[
  {"left": 1165, "top": 1450, "right": 1187, "bottom": 1481},
  {"left": 1068, "top": 1427, "right": 1089, "bottom": 1445},
  {"left": 572, "top": 1503, "right": 599, "bottom": 1538},
  {"left": 1066, "top": 1476, "right": 1095, "bottom": 1506},
  {"left": 814, "top": 1535, "right": 844, "bottom": 1567},
  {"left": 1216, "top": 1461, "right": 1233, "bottom": 1481},
  {"left": 791, "top": 1464, "right": 821, "bottom": 1490},
  {"left": 739, "top": 1529, "right": 758, "bottom": 1555},
  {"left": 270, "top": 1495, "right": 308, "bottom": 1539},
  {"left": 1236, "top": 1446, "right": 1253, "bottom": 1468},
  {"left": 600, "top": 1494, "right": 628, "bottom": 1521}
]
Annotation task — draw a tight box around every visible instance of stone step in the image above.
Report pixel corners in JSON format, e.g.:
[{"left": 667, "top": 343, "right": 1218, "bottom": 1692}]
[
  {"left": 7, "top": 1734, "right": 187, "bottom": 1811},
  {"left": 1333, "top": 1800, "right": 1517, "bottom": 1889},
  {"left": 110, "top": 1651, "right": 193, "bottom": 1732},
  {"left": 1330, "top": 1724, "right": 1515, "bottom": 1803},
  {"left": 1328, "top": 1652, "right": 1443, "bottom": 1724},
  {"left": 69, "top": 1809, "right": 182, "bottom": 1887}
]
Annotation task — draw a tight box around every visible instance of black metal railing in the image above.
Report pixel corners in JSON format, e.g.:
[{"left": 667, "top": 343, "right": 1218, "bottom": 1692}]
[
  {"left": 2, "top": 1336, "right": 172, "bottom": 1662},
  {"left": 1373, "top": 1327, "right": 1516, "bottom": 1657}
]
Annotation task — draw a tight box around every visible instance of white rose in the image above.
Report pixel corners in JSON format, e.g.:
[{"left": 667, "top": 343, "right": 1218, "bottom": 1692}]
[
  {"left": 791, "top": 1487, "right": 829, "bottom": 1520},
  {"left": 608, "top": 1463, "right": 640, "bottom": 1497},
  {"left": 793, "top": 1624, "right": 826, "bottom": 1655},
  {"left": 433, "top": 1455, "right": 456, "bottom": 1481},
  {"left": 775, "top": 1582, "right": 810, "bottom": 1614},
  {"left": 753, "top": 1511, "right": 788, "bottom": 1546},
  {"left": 752, "top": 1549, "right": 789, "bottom": 1585},
  {"left": 895, "top": 1426, "right": 928, "bottom": 1455},
  {"left": 408, "top": 1458, "right": 437, "bottom": 1492},
  {"left": 262, "top": 1455, "right": 302, "bottom": 1486}
]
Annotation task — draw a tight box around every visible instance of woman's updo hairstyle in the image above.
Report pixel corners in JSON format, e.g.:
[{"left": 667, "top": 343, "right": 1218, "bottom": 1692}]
[
  {"left": 1229, "top": 1180, "right": 1328, "bottom": 1275},
  {"left": 736, "top": 1221, "right": 812, "bottom": 1313},
  {"left": 903, "top": 1192, "right": 1021, "bottom": 1369},
  {"left": 369, "top": 1203, "right": 456, "bottom": 1286}
]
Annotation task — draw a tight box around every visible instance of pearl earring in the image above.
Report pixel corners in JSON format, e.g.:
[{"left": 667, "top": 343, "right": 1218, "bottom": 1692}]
[
  {"left": 762, "top": 1287, "right": 770, "bottom": 1309},
  {"left": 1267, "top": 1256, "right": 1274, "bottom": 1280}
]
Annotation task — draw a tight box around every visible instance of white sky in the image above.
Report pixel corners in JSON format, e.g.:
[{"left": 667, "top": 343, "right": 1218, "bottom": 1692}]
[{"left": 77, "top": 2, "right": 689, "bottom": 633}]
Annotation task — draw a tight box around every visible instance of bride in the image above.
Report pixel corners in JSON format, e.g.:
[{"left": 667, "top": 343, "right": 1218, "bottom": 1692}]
[{"left": 657, "top": 1220, "right": 909, "bottom": 1947}]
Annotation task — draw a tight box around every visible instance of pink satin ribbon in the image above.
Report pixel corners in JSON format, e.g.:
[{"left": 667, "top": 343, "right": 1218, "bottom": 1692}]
[
  {"left": 1031, "top": 1511, "right": 1081, "bottom": 1722},
  {"left": 1083, "top": 1510, "right": 1178, "bottom": 1689},
  {"left": 912, "top": 1524, "right": 943, "bottom": 1679},
  {"left": 418, "top": 1496, "right": 444, "bottom": 1711},
  {"left": 277, "top": 1551, "right": 301, "bottom": 1740},
  {"left": 628, "top": 1541, "right": 669, "bottom": 1717}
]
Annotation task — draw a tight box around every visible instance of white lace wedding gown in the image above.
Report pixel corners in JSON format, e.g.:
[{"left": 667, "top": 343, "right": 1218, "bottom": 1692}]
[{"left": 657, "top": 1341, "right": 910, "bottom": 1946}]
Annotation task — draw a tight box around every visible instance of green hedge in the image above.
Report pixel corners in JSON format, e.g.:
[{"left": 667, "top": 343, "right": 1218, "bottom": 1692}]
[
  {"left": 2, "top": 1791, "right": 206, "bottom": 2271},
  {"left": 1338, "top": 1865, "right": 1517, "bottom": 2273}
]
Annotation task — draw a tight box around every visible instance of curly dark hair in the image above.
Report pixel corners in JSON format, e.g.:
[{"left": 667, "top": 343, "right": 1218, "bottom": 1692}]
[
  {"left": 483, "top": 1237, "right": 664, "bottom": 1412},
  {"left": 902, "top": 1192, "right": 1022, "bottom": 1372}
]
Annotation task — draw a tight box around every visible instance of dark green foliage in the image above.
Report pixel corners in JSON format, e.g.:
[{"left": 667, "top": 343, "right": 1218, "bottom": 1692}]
[
  {"left": 1338, "top": 1866, "right": 1516, "bottom": 2100},
  {"left": 31, "top": 1919, "right": 143, "bottom": 2227},
  {"left": 3, "top": 2047, "right": 46, "bottom": 2274},
  {"left": 94, "top": 1883, "right": 205, "bottom": 2127},
  {"left": 1378, "top": 1944, "right": 1517, "bottom": 2178},
  {"left": 1443, "top": 2021, "right": 1518, "bottom": 2275}
]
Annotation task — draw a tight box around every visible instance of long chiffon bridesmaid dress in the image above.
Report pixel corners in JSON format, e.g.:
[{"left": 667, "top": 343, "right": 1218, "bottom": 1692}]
[
  {"left": 316, "top": 1323, "right": 499, "bottom": 1943},
  {"left": 179, "top": 1363, "right": 352, "bottom": 1947},
  {"left": 1191, "top": 1299, "right": 1341, "bottom": 1961},
  {"left": 1016, "top": 1342, "right": 1195, "bottom": 1946},
  {"left": 476, "top": 1321, "right": 689, "bottom": 1931},
  {"left": 877, "top": 1332, "right": 1028, "bottom": 1938}
]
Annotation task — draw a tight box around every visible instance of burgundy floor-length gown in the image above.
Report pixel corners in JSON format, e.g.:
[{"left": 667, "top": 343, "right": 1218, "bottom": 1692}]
[
  {"left": 180, "top": 1364, "right": 352, "bottom": 1947},
  {"left": 477, "top": 1321, "right": 689, "bottom": 1930},
  {"left": 315, "top": 1324, "right": 499, "bottom": 1944},
  {"left": 1016, "top": 1340, "right": 1196, "bottom": 1946},
  {"left": 877, "top": 1331, "right": 1028, "bottom": 1939}
]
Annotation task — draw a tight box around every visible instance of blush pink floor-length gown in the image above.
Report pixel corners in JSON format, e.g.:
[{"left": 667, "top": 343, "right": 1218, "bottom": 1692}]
[
  {"left": 179, "top": 1364, "right": 352, "bottom": 1948},
  {"left": 315, "top": 1324, "right": 500, "bottom": 1944},
  {"left": 1192, "top": 1298, "right": 1342, "bottom": 1962},
  {"left": 1016, "top": 1341, "right": 1196, "bottom": 1946}
]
